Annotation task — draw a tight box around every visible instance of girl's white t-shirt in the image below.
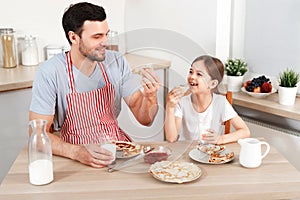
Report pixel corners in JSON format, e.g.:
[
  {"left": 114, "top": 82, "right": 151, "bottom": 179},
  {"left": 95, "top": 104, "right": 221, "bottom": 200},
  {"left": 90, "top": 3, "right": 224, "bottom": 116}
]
[{"left": 174, "top": 93, "right": 237, "bottom": 141}]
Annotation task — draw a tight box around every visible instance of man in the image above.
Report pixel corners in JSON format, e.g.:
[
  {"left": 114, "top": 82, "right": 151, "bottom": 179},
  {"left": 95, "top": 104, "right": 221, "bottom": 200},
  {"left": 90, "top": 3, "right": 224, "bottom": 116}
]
[{"left": 29, "top": 2, "right": 160, "bottom": 168}]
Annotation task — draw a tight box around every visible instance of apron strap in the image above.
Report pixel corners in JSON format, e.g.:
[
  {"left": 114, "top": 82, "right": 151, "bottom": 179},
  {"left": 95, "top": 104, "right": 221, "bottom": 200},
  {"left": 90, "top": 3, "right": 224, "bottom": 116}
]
[
  {"left": 66, "top": 52, "right": 76, "bottom": 93},
  {"left": 66, "top": 52, "right": 111, "bottom": 93},
  {"left": 98, "top": 62, "right": 110, "bottom": 85}
]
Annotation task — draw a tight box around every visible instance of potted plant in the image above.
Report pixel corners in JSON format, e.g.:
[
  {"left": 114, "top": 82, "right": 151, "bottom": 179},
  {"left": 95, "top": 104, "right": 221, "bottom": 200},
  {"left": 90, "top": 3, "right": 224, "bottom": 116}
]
[
  {"left": 225, "top": 58, "right": 248, "bottom": 92},
  {"left": 278, "top": 68, "right": 300, "bottom": 105}
]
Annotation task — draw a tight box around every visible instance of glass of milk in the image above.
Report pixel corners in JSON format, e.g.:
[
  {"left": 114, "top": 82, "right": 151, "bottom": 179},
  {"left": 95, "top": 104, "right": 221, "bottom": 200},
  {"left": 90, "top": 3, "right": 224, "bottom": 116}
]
[
  {"left": 197, "top": 125, "right": 210, "bottom": 145},
  {"left": 99, "top": 134, "right": 116, "bottom": 162},
  {"left": 197, "top": 124, "right": 224, "bottom": 145}
]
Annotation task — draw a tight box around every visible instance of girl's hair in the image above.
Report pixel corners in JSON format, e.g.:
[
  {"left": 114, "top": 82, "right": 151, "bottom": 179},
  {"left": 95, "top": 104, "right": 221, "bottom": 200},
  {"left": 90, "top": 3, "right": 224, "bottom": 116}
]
[
  {"left": 192, "top": 55, "right": 224, "bottom": 84},
  {"left": 62, "top": 2, "right": 106, "bottom": 44}
]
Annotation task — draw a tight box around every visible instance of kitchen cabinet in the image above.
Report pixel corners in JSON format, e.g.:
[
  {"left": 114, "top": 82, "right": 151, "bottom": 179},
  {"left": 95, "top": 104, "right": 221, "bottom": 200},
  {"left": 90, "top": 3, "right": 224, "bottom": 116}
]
[
  {"left": 233, "top": 91, "right": 300, "bottom": 133},
  {"left": 0, "top": 88, "right": 32, "bottom": 183}
]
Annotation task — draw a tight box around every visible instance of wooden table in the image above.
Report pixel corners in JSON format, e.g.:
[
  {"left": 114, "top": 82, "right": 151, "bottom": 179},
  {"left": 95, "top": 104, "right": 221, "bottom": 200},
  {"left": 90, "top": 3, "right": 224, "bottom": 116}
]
[{"left": 1, "top": 140, "right": 300, "bottom": 200}]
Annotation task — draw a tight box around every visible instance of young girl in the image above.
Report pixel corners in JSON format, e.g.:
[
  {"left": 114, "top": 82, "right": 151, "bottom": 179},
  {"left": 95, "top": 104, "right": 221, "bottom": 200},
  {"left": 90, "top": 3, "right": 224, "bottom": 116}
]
[{"left": 165, "top": 55, "right": 250, "bottom": 144}]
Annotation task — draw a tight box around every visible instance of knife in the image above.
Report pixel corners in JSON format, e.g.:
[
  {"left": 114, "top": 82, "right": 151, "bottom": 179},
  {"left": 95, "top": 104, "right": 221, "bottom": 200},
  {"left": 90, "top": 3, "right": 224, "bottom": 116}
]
[{"left": 108, "top": 147, "right": 154, "bottom": 173}]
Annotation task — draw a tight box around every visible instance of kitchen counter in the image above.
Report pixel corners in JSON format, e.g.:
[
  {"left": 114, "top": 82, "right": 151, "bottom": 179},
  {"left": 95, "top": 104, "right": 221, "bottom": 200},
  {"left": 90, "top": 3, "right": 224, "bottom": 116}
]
[
  {"left": 0, "top": 53, "right": 171, "bottom": 92},
  {"left": 233, "top": 91, "right": 300, "bottom": 121},
  {"left": 0, "top": 65, "right": 38, "bottom": 92}
]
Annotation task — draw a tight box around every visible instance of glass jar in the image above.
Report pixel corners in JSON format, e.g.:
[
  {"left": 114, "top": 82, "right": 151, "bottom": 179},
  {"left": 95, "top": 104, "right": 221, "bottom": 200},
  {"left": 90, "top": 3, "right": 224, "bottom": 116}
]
[
  {"left": 28, "top": 119, "right": 53, "bottom": 185},
  {"left": 0, "top": 28, "right": 18, "bottom": 68},
  {"left": 45, "top": 45, "right": 64, "bottom": 60},
  {"left": 107, "top": 31, "right": 119, "bottom": 51},
  {"left": 21, "top": 35, "right": 39, "bottom": 66}
]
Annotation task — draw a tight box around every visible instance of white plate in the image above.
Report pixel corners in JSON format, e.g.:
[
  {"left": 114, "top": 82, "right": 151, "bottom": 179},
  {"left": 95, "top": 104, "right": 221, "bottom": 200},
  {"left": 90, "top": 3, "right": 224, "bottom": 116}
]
[
  {"left": 197, "top": 144, "right": 226, "bottom": 154},
  {"left": 189, "top": 148, "right": 234, "bottom": 164},
  {"left": 115, "top": 141, "right": 142, "bottom": 159},
  {"left": 241, "top": 87, "right": 276, "bottom": 98},
  {"left": 116, "top": 150, "right": 141, "bottom": 159},
  {"left": 149, "top": 161, "right": 202, "bottom": 184}
]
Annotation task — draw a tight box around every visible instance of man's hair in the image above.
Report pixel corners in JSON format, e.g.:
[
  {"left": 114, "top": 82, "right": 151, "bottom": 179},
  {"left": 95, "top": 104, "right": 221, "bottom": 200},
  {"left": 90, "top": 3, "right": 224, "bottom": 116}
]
[
  {"left": 192, "top": 55, "right": 224, "bottom": 84},
  {"left": 62, "top": 2, "right": 106, "bottom": 44}
]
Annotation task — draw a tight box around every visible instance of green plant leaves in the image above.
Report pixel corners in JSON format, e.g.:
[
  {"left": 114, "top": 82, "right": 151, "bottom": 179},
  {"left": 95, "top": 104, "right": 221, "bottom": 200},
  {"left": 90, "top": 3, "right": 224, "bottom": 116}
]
[
  {"left": 225, "top": 58, "right": 248, "bottom": 76},
  {"left": 279, "top": 68, "right": 300, "bottom": 87}
]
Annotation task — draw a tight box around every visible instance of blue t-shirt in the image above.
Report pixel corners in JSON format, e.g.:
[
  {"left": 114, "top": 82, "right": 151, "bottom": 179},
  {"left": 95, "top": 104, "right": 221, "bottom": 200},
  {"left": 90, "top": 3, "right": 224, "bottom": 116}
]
[{"left": 30, "top": 50, "right": 141, "bottom": 131}]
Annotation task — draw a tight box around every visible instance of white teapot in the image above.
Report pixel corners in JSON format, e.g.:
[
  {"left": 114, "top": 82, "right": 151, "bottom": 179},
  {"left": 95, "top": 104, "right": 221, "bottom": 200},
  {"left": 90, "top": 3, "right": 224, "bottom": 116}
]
[{"left": 238, "top": 138, "right": 270, "bottom": 168}]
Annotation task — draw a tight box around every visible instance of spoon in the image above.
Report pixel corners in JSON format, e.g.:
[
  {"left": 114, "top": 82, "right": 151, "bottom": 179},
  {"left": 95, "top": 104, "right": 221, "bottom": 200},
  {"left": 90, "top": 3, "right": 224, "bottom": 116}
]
[{"left": 108, "top": 146, "right": 154, "bottom": 173}]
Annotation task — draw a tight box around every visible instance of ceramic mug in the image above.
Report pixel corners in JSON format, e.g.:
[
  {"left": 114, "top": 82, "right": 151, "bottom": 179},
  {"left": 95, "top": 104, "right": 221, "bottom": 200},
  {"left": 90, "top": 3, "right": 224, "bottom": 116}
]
[{"left": 238, "top": 138, "right": 270, "bottom": 168}]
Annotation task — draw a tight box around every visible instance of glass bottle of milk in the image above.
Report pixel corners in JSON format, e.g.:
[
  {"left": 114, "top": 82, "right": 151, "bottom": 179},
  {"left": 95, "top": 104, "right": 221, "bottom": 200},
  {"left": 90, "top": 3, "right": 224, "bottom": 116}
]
[{"left": 28, "top": 119, "right": 53, "bottom": 185}]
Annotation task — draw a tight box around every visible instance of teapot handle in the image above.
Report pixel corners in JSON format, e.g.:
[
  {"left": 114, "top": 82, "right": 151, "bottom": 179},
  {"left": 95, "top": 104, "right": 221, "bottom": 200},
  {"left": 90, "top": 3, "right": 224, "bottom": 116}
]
[{"left": 260, "top": 142, "right": 270, "bottom": 159}]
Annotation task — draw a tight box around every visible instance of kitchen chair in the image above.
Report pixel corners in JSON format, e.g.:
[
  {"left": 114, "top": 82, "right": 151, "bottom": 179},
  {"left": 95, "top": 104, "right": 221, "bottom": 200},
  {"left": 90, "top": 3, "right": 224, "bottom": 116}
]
[{"left": 224, "top": 91, "right": 232, "bottom": 134}]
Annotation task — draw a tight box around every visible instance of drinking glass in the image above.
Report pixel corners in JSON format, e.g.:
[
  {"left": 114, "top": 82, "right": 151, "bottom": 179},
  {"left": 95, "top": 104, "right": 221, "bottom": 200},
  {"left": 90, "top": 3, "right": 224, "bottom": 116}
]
[
  {"left": 197, "top": 125, "right": 210, "bottom": 145},
  {"left": 197, "top": 124, "right": 224, "bottom": 145},
  {"left": 215, "top": 124, "right": 225, "bottom": 144},
  {"left": 99, "top": 134, "right": 117, "bottom": 162}
]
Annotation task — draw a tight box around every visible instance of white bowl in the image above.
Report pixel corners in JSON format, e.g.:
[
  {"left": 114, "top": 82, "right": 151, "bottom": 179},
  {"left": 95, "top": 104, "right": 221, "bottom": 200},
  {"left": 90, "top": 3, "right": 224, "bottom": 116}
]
[
  {"left": 144, "top": 146, "right": 172, "bottom": 164},
  {"left": 241, "top": 87, "right": 277, "bottom": 98}
]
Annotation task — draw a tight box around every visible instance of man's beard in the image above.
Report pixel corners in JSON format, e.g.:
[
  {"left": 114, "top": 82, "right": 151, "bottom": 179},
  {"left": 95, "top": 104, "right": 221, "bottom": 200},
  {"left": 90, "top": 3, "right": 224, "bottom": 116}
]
[{"left": 79, "top": 41, "right": 106, "bottom": 62}]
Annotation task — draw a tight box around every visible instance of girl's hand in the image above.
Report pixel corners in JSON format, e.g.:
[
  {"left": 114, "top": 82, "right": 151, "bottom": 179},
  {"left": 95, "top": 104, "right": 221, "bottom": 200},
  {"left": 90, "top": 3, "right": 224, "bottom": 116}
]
[
  {"left": 201, "top": 128, "right": 221, "bottom": 144},
  {"left": 166, "top": 87, "right": 185, "bottom": 108}
]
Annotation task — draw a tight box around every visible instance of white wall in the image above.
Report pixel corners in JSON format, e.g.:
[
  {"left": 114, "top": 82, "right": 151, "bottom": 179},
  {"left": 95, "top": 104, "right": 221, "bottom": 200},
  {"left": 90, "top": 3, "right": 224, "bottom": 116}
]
[
  {"left": 0, "top": 0, "right": 125, "bottom": 62},
  {"left": 1, "top": 0, "right": 218, "bottom": 86},
  {"left": 2, "top": 0, "right": 299, "bottom": 79},
  {"left": 124, "top": 0, "right": 217, "bottom": 54},
  {"left": 242, "top": 0, "right": 300, "bottom": 78},
  {"left": 229, "top": 0, "right": 300, "bottom": 94},
  {"left": 123, "top": 0, "right": 218, "bottom": 88}
]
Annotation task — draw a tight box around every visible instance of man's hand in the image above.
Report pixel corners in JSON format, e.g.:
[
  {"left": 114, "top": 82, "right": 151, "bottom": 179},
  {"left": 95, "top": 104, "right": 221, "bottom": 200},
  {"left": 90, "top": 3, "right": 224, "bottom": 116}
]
[
  {"left": 74, "top": 144, "right": 115, "bottom": 168},
  {"left": 124, "top": 68, "right": 161, "bottom": 126},
  {"left": 140, "top": 68, "right": 161, "bottom": 98}
]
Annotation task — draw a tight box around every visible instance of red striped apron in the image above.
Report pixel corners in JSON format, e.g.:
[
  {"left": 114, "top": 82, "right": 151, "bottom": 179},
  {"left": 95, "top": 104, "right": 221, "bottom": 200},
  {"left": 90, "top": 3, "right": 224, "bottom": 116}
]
[{"left": 60, "top": 52, "right": 132, "bottom": 144}]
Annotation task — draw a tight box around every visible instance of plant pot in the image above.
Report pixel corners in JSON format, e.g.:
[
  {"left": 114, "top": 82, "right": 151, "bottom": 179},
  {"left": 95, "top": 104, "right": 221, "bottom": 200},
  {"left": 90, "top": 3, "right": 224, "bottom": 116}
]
[
  {"left": 227, "top": 75, "right": 244, "bottom": 92},
  {"left": 278, "top": 86, "right": 298, "bottom": 105}
]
